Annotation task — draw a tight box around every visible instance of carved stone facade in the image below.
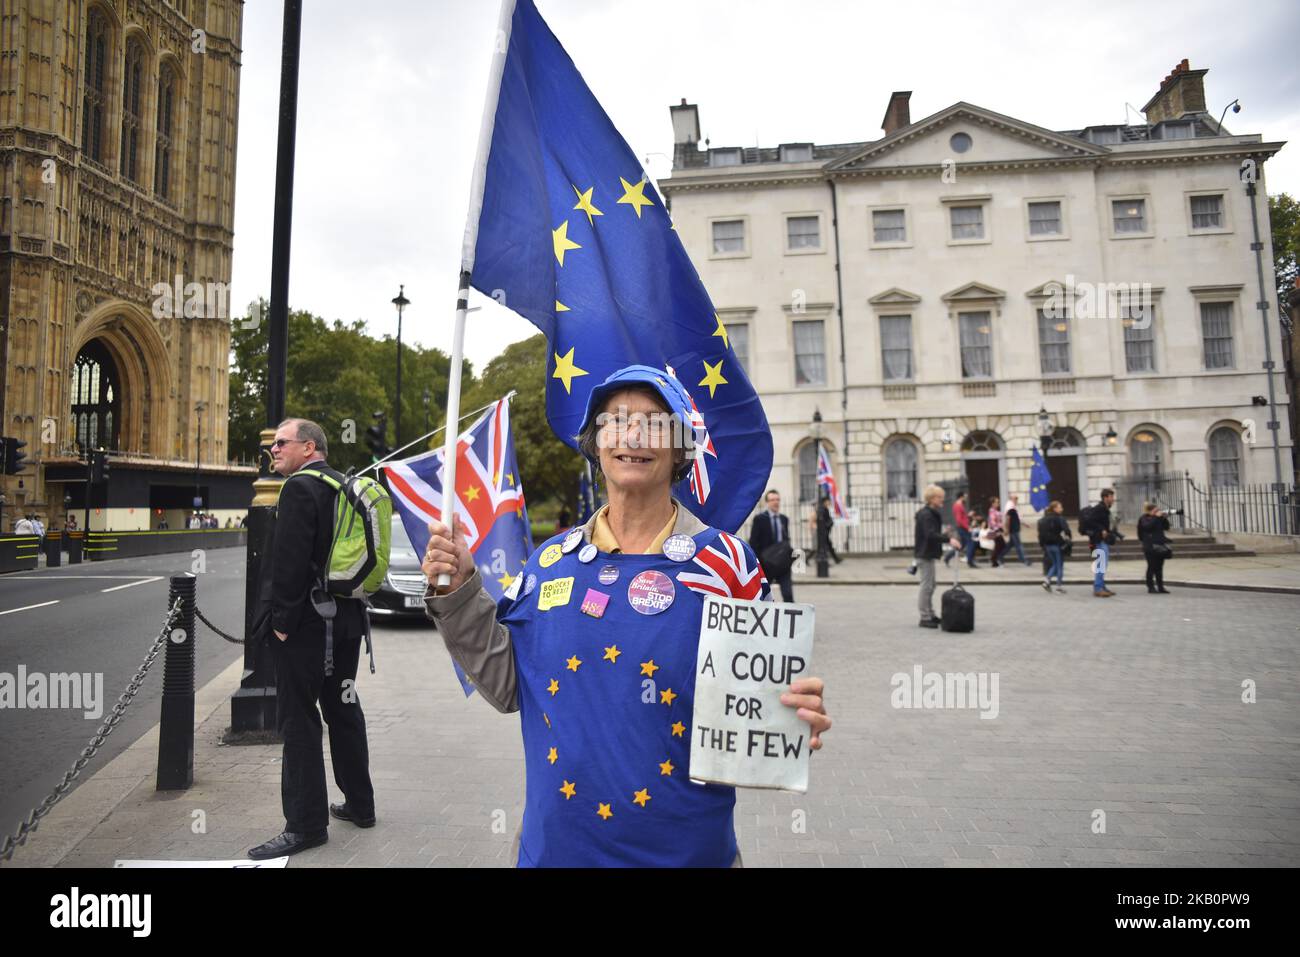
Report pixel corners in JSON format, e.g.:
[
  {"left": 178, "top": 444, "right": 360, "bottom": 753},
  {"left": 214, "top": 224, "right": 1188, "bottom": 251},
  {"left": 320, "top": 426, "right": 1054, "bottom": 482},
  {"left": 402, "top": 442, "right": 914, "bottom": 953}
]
[{"left": 1, "top": 0, "right": 245, "bottom": 528}]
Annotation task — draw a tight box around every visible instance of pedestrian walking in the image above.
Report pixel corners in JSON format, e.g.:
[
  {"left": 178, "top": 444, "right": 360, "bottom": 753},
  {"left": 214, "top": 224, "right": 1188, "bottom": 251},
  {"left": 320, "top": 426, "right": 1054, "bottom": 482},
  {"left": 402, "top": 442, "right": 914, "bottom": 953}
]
[
  {"left": 816, "top": 493, "right": 842, "bottom": 565},
  {"left": 915, "top": 485, "right": 960, "bottom": 628},
  {"left": 1037, "top": 500, "right": 1070, "bottom": 592},
  {"left": 1005, "top": 494, "right": 1031, "bottom": 565},
  {"left": 1137, "top": 502, "right": 1173, "bottom": 594},
  {"left": 247, "top": 417, "right": 376, "bottom": 861},
  {"left": 421, "top": 366, "right": 831, "bottom": 866},
  {"left": 749, "top": 488, "right": 795, "bottom": 602},
  {"left": 986, "top": 497, "right": 1007, "bottom": 567},
  {"left": 1082, "top": 488, "right": 1120, "bottom": 598},
  {"left": 952, "top": 492, "right": 978, "bottom": 568}
]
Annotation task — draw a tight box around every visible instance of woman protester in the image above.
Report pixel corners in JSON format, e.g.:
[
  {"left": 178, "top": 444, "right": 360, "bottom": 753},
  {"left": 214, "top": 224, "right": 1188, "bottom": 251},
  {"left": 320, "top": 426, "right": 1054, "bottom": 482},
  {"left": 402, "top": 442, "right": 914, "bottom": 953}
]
[
  {"left": 420, "top": 366, "right": 831, "bottom": 867},
  {"left": 986, "top": 496, "right": 1007, "bottom": 567},
  {"left": 1137, "top": 501, "right": 1173, "bottom": 594}
]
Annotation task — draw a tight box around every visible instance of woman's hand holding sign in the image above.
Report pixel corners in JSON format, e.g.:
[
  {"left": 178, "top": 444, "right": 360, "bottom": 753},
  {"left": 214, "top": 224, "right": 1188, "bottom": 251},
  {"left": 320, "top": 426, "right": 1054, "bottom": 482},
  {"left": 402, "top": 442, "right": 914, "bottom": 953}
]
[
  {"left": 422, "top": 516, "right": 475, "bottom": 595},
  {"left": 781, "top": 677, "right": 830, "bottom": 750}
]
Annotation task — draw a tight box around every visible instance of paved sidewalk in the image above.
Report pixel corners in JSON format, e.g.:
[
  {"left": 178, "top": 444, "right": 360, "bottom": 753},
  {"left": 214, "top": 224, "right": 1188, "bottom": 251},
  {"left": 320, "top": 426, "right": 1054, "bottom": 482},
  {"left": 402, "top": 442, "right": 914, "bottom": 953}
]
[
  {"left": 794, "top": 552, "right": 1300, "bottom": 593},
  {"left": 10, "top": 561, "right": 1300, "bottom": 868}
]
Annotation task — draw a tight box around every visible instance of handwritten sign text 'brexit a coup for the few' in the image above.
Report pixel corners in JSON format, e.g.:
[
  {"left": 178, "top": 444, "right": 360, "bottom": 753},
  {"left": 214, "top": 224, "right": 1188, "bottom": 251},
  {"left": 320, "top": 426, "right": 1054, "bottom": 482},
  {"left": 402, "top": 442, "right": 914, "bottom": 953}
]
[{"left": 689, "top": 595, "right": 815, "bottom": 793}]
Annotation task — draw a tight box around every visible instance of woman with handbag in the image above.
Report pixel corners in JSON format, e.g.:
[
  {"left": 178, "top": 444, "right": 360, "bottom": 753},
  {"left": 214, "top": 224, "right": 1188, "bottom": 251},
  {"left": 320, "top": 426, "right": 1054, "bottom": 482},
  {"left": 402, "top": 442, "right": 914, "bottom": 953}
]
[
  {"left": 1037, "top": 500, "right": 1070, "bottom": 593},
  {"left": 1137, "top": 502, "right": 1173, "bottom": 594}
]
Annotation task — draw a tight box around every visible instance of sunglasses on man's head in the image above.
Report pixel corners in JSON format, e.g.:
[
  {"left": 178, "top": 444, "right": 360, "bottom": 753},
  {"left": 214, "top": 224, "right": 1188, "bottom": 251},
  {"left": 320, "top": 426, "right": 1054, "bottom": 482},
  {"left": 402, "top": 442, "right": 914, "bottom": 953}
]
[{"left": 270, "top": 438, "right": 308, "bottom": 449}]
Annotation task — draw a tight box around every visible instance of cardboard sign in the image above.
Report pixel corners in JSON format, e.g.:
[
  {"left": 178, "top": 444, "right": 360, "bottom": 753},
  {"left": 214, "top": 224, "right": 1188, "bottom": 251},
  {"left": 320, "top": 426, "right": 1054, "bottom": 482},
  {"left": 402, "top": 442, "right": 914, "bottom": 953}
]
[{"left": 689, "top": 595, "right": 816, "bottom": 792}]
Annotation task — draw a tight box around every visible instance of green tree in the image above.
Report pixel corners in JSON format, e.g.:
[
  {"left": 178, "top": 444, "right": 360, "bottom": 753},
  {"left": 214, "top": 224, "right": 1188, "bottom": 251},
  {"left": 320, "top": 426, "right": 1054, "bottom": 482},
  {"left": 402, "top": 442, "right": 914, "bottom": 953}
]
[
  {"left": 463, "top": 334, "right": 582, "bottom": 514},
  {"left": 1270, "top": 193, "right": 1299, "bottom": 325}
]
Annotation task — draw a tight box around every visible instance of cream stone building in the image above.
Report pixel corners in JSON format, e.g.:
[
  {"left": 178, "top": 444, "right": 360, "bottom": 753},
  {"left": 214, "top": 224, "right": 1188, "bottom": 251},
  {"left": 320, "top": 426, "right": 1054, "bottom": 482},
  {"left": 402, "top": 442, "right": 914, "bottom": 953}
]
[
  {"left": 1, "top": 0, "right": 248, "bottom": 532},
  {"left": 660, "top": 61, "right": 1292, "bottom": 546}
]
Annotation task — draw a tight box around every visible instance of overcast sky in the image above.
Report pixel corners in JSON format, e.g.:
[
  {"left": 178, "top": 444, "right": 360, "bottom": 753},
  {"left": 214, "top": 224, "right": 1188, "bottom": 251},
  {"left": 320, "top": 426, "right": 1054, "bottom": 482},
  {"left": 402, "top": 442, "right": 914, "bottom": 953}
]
[{"left": 228, "top": 0, "right": 1300, "bottom": 373}]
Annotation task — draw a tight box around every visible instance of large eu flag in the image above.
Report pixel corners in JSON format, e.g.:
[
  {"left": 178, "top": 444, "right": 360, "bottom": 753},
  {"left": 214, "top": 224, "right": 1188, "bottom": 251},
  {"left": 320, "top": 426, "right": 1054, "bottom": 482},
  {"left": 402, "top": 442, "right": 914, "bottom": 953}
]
[
  {"left": 468, "top": 0, "right": 772, "bottom": 534},
  {"left": 1030, "top": 447, "right": 1052, "bottom": 512}
]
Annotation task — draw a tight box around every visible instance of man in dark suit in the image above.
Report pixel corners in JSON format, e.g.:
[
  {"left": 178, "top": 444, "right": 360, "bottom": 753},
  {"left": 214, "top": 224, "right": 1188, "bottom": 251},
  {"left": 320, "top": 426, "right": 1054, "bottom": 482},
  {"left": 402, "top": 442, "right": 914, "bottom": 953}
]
[
  {"left": 248, "top": 418, "right": 376, "bottom": 860},
  {"left": 749, "top": 488, "right": 794, "bottom": 602}
]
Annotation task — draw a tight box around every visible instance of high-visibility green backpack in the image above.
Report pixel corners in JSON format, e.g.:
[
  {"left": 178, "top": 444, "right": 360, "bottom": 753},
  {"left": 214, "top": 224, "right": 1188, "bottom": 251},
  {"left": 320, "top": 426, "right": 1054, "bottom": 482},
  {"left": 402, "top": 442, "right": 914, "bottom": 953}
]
[{"left": 296, "top": 468, "right": 393, "bottom": 598}]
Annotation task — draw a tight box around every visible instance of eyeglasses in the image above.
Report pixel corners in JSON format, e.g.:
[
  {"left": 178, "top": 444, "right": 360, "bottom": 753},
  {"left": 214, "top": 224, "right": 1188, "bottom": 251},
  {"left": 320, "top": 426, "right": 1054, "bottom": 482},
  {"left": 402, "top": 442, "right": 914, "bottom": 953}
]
[{"left": 270, "top": 438, "right": 307, "bottom": 449}]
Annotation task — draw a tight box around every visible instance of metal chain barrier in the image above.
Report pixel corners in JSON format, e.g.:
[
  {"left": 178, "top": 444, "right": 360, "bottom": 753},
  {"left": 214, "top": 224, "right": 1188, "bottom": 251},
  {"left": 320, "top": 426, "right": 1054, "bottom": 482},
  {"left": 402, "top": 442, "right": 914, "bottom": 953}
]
[
  {"left": 195, "top": 605, "right": 244, "bottom": 644},
  {"left": 0, "top": 597, "right": 185, "bottom": 864}
]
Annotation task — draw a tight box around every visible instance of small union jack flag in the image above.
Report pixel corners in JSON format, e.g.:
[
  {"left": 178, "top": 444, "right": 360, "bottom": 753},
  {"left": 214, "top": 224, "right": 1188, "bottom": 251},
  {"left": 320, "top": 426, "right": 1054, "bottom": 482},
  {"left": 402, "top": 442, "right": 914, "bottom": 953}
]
[
  {"left": 666, "top": 364, "right": 717, "bottom": 507},
  {"left": 816, "top": 445, "right": 847, "bottom": 519},
  {"left": 676, "top": 531, "right": 771, "bottom": 601}
]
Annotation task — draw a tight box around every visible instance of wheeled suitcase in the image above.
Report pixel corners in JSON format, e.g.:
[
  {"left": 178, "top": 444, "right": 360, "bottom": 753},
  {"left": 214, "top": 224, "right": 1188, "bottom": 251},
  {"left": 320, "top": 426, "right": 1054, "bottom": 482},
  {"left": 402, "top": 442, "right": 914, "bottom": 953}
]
[{"left": 940, "top": 560, "right": 974, "bottom": 632}]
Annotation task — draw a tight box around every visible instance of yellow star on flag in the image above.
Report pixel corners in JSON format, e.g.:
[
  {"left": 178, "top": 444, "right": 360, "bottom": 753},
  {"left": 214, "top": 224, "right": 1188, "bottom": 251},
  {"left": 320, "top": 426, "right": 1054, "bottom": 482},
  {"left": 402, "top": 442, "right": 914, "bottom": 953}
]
[
  {"left": 671, "top": 721, "right": 686, "bottom": 737},
  {"left": 660, "top": 688, "right": 677, "bottom": 707},
  {"left": 572, "top": 184, "right": 603, "bottom": 226},
  {"left": 603, "top": 645, "right": 621, "bottom": 663},
  {"left": 547, "top": 746, "right": 558, "bottom": 765},
  {"left": 552, "top": 347, "right": 588, "bottom": 394},
  {"left": 560, "top": 780, "right": 576, "bottom": 800},
  {"left": 464, "top": 484, "right": 481, "bottom": 502},
  {"left": 543, "top": 712, "right": 551, "bottom": 728},
  {"left": 632, "top": 788, "right": 651, "bottom": 808},
  {"left": 566, "top": 655, "right": 582, "bottom": 672},
  {"left": 698, "top": 359, "right": 728, "bottom": 398},
  {"left": 555, "top": 299, "right": 570, "bottom": 313},
  {"left": 640, "top": 659, "right": 659, "bottom": 677},
  {"left": 497, "top": 570, "right": 516, "bottom": 591},
  {"left": 552, "top": 220, "right": 581, "bottom": 266},
  {"left": 616, "top": 176, "right": 655, "bottom": 218},
  {"left": 547, "top": 678, "right": 560, "bottom": 696},
  {"left": 597, "top": 803, "right": 613, "bottom": 820},
  {"left": 506, "top": 472, "right": 514, "bottom": 486},
  {"left": 659, "top": 759, "right": 674, "bottom": 776},
  {"left": 711, "top": 313, "right": 729, "bottom": 350}
]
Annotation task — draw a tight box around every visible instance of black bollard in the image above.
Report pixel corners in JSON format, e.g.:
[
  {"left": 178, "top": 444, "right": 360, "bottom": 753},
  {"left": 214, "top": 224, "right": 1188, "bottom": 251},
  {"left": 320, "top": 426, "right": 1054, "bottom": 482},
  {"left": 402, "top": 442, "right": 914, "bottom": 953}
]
[{"left": 157, "top": 573, "right": 196, "bottom": 790}]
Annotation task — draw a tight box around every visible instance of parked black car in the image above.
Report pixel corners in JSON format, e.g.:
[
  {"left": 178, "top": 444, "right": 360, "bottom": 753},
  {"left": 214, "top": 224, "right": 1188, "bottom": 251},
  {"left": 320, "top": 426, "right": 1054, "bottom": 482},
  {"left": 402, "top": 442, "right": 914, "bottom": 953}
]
[{"left": 368, "top": 516, "right": 431, "bottom": 621}]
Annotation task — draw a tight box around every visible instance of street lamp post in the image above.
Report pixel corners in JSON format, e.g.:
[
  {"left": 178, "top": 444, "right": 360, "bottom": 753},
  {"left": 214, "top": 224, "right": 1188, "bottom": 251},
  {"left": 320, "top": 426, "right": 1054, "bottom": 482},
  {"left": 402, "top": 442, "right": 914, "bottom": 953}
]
[
  {"left": 194, "top": 400, "right": 206, "bottom": 516},
  {"left": 812, "top": 408, "right": 829, "bottom": 579},
  {"left": 392, "top": 285, "right": 409, "bottom": 450},
  {"left": 1037, "top": 406, "right": 1053, "bottom": 452}
]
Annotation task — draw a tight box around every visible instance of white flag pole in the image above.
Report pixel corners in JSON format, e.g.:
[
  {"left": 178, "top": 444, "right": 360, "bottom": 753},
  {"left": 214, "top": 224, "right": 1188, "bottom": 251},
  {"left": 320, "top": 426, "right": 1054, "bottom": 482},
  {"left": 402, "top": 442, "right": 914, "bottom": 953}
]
[{"left": 436, "top": 0, "right": 518, "bottom": 590}]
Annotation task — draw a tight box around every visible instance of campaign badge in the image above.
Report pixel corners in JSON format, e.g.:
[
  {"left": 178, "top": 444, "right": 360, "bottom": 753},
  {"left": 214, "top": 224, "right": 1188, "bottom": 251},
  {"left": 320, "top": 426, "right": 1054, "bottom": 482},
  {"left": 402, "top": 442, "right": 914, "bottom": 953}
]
[
  {"left": 662, "top": 533, "right": 697, "bottom": 562},
  {"left": 597, "top": 564, "right": 619, "bottom": 586},
  {"left": 538, "top": 577, "right": 575, "bottom": 611},
  {"left": 561, "top": 528, "right": 584, "bottom": 553},
  {"left": 539, "top": 544, "right": 563, "bottom": 568},
  {"left": 523, "top": 573, "right": 538, "bottom": 596},
  {"left": 580, "top": 588, "right": 610, "bottom": 618},
  {"left": 503, "top": 574, "right": 523, "bottom": 601},
  {"left": 627, "top": 569, "right": 675, "bottom": 616},
  {"left": 578, "top": 543, "right": 598, "bottom": 564}
]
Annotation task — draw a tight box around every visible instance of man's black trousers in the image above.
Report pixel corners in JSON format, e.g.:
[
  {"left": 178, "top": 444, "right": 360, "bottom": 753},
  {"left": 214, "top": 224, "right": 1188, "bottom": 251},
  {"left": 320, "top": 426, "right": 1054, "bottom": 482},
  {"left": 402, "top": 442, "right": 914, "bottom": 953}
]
[{"left": 271, "top": 610, "right": 375, "bottom": 833}]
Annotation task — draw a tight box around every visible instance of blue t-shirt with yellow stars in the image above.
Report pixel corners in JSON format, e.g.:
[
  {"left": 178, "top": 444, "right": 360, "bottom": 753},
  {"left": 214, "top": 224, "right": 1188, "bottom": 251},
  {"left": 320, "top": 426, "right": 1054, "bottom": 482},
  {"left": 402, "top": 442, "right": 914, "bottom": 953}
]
[{"left": 497, "top": 523, "right": 771, "bottom": 867}]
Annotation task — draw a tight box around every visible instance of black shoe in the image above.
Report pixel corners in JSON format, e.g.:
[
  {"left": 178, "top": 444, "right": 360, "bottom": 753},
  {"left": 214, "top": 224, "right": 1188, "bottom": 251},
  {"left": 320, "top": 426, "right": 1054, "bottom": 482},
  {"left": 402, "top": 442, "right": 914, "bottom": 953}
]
[
  {"left": 919, "top": 617, "right": 940, "bottom": 629},
  {"left": 1157, "top": 587, "right": 1171, "bottom": 594},
  {"left": 248, "top": 829, "right": 328, "bottom": 860},
  {"left": 1147, "top": 587, "right": 1157, "bottom": 593},
  {"left": 330, "top": 802, "right": 376, "bottom": 828}
]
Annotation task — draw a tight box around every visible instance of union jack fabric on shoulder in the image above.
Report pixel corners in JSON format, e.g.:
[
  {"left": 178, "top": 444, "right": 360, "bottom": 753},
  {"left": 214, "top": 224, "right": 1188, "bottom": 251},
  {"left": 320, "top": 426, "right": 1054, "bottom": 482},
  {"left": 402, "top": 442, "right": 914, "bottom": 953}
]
[
  {"left": 816, "top": 444, "right": 847, "bottom": 519},
  {"left": 676, "top": 531, "right": 771, "bottom": 601}
]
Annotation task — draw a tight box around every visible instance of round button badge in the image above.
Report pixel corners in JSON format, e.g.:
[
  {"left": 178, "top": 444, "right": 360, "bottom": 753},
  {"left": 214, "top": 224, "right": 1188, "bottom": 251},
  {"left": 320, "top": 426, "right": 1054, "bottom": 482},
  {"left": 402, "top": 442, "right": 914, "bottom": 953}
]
[
  {"left": 523, "top": 573, "right": 538, "bottom": 596},
  {"left": 597, "top": 564, "right": 619, "bottom": 586},
  {"left": 662, "top": 533, "right": 697, "bottom": 562},
  {"left": 627, "top": 569, "right": 676, "bottom": 616},
  {"left": 578, "top": 543, "right": 597, "bottom": 564},
  {"left": 561, "top": 528, "right": 584, "bottom": 554}
]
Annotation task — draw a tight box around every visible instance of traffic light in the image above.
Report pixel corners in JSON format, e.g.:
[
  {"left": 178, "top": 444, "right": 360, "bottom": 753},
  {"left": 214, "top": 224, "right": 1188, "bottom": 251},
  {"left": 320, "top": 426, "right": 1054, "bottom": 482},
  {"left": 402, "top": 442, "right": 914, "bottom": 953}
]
[
  {"left": 2, "top": 436, "right": 28, "bottom": 475},
  {"left": 365, "top": 412, "right": 389, "bottom": 463},
  {"left": 90, "top": 449, "right": 111, "bottom": 485}
]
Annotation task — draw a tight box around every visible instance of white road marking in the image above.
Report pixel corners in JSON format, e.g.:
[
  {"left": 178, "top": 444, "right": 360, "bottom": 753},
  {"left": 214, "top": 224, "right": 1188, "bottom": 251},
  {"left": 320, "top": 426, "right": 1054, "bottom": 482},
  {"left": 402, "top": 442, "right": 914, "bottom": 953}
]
[
  {"left": 0, "top": 575, "right": 151, "bottom": 581},
  {"left": 0, "top": 600, "right": 60, "bottom": 616},
  {"left": 101, "top": 576, "right": 165, "bottom": 593}
]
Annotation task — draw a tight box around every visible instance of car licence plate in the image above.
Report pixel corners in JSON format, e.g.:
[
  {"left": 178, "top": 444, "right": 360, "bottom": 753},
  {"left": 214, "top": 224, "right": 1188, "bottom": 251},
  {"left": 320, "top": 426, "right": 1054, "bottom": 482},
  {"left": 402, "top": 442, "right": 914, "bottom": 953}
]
[{"left": 404, "top": 596, "right": 424, "bottom": 609}]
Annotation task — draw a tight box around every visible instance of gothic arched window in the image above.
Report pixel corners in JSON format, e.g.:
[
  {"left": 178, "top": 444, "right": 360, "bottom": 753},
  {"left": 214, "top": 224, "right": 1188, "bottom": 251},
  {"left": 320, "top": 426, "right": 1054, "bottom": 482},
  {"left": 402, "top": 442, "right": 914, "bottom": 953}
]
[
  {"left": 120, "top": 37, "right": 145, "bottom": 182},
  {"left": 83, "top": 9, "right": 110, "bottom": 162},
  {"left": 155, "top": 62, "right": 177, "bottom": 199},
  {"left": 71, "top": 339, "right": 121, "bottom": 451}
]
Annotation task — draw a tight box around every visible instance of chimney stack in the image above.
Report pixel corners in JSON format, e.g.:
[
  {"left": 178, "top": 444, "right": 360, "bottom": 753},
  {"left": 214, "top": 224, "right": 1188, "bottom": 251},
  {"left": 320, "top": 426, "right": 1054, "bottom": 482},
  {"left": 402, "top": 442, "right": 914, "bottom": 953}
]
[
  {"left": 881, "top": 91, "right": 912, "bottom": 135},
  {"left": 1141, "top": 59, "right": 1209, "bottom": 124}
]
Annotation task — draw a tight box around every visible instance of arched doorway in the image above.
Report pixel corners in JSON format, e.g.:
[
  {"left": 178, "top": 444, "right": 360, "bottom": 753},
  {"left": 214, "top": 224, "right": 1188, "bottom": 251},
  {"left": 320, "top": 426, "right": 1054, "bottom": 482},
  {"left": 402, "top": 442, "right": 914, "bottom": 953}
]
[
  {"left": 961, "top": 430, "right": 1005, "bottom": 517},
  {"left": 70, "top": 339, "right": 121, "bottom": 451},
  {"left": 1044, "top": 427, "right": 1086, "bottom": 514}
]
